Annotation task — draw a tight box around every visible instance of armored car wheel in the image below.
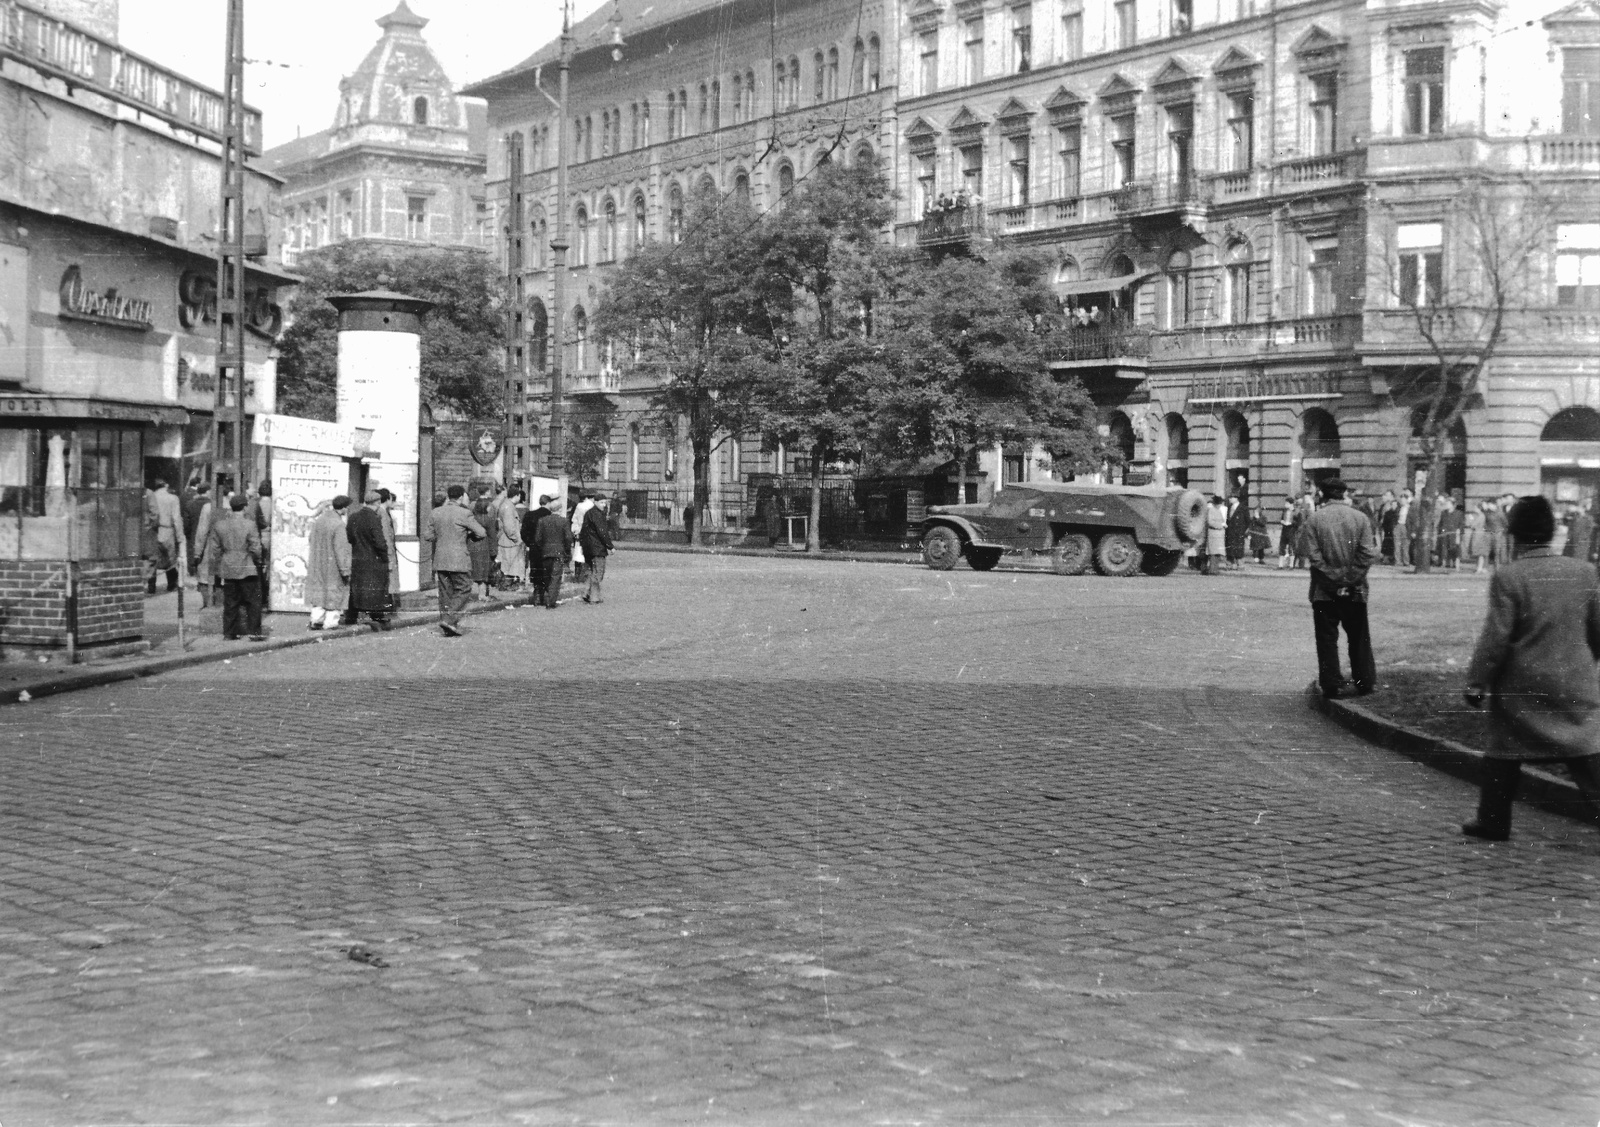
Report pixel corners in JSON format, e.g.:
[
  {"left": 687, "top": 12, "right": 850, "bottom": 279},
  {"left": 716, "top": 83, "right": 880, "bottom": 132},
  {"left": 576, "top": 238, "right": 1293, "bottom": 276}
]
[
  {"left": 1094, "top": 532, "right": 1143, "bottom": 577},
  {"left": 1139, "top": 547, "right": 1183, "bottom": 576},
  {"left": 1174, "top": 490, "right": 1207, "bottom": 543},
  {"left": 1052, "top": 533, "right": 1093, "bottom": 575},
  {"left": 922, "top": 526, "right": 964, "bottom": 570},
  {"left": 968, "top": 547, "right": 1002, "bottom": 571}
]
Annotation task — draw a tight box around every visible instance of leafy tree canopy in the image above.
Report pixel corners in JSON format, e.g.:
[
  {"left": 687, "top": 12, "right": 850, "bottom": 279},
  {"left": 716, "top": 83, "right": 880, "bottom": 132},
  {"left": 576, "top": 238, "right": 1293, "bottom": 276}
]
[{"left": 276, "top": 243, "right": 503, "bottom": 421}]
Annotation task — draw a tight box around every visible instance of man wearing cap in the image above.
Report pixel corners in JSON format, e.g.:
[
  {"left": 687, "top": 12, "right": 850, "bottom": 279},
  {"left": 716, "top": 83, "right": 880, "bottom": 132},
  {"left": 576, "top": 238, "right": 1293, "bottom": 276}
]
[
  {"left": 346, "top": 490, "right": 393, "bottom": 630},
  {"left": 520, "top": 494, "right": 556, "bottom": 606},
  {"left": 1302, "top": 478, "right": 1378, "bottom": 699},
  {"left": 203, "top": 493, "right": 264, "bottom": 641},
  {"left": 424, "top": 485, "right": 487, "bottom": 636},
  {"left": 525, "top": 493, "right": 573, "bottom": 608},
  {"left": 579, "top": 493, "right": 615, "bottom": 604},
  {"left": 305, "top": 495, "right": 353, "bottom": 630}
]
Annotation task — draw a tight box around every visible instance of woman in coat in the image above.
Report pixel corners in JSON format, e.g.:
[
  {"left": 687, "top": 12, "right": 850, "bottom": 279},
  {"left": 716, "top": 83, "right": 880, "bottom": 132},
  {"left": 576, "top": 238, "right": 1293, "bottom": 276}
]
[
  {"left": 304, "top": 496, "right": 352, "bottom": 629},
  {"left": 1203, "top": 496, "right": 1228, "bottom": 575},
  {"left": 1462, "top": 495, "right": 1600, "bottom": 840},
  {"left": 1247, "top": 505, "right": 1270, "bottom": 564},
  {"left": 1460, "top": 503, "right": 1488, "bottom": 573},
  {"left": 468, "top": 487, "right": 496, "bottom": 596},
  {"left": 346, "top": 491, "right": 393, "bottom": 630},
  {"left": 376, "top": 489, "right": 399, "bottom": 595},
  {"left": 1224, "top": 496, "right": 1248, "bottom": 570}
]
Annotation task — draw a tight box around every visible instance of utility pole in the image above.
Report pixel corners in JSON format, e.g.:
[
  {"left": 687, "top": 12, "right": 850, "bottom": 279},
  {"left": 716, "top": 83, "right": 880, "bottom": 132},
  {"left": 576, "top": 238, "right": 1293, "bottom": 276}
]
[
  {"left": 214, "top": 0, "right": 248, "bottom": 495},
  {"left": 547, "top": 0, "right": 572, "bottom": 476}
]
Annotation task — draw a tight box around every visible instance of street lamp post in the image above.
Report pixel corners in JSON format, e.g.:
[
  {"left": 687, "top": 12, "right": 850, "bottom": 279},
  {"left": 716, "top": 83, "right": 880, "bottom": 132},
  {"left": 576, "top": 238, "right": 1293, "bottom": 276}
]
[{"left": 545, "top": 1, "right": 573, "bottom": 477}]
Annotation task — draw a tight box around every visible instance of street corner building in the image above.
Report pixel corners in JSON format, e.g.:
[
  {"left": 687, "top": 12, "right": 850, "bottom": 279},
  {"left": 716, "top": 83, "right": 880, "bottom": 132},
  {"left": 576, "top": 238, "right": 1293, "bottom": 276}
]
[
  {"left": 0, "top": 0, "right": 293, "bottom": 654},
  {"left": 468, "top": 0, "right": 1600, "bottom": 542}
]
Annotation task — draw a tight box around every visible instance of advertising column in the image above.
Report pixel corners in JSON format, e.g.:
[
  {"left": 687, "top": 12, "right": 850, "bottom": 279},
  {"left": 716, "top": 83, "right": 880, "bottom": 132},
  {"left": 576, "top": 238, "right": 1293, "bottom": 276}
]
[{"left": 328, "top": 290, "right": 434, "bottom": 592}]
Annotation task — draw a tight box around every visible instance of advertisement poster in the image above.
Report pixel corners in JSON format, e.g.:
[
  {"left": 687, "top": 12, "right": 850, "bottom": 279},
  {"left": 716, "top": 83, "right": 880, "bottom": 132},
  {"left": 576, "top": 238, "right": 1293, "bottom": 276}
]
[
  {"left": 269, "top": 451, "right": 346, "bottom": 613},
  {"left": 336, "top": 331, "right": 420, "bottom": 462}
]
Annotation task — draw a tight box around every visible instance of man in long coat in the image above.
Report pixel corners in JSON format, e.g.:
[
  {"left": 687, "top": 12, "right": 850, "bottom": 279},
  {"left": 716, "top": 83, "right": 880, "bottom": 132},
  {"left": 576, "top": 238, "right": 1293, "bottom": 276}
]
[
  {"left": 423, "top": 484, "right": 486, "bottom": 636},
  {"left": 529, "top": 493, "right": 573, "bottom": 608},
  {"left": 346, "top": 490, "right": 392, "bottom": 630},
  {"left": 1302, "top": 478, "right": 1377, "bottom": 699},
  {"left": 305, "top": 495, "right": 352, "bottom": 630},
  {"left": 579, "top": 493, "right": 615, "bottom": 604},
  {"left": 203, "top": 494, "right": 263, "bottom": 640},
  {"left": 1463, "top": 495, "right": 1600, "bottom": 840}
]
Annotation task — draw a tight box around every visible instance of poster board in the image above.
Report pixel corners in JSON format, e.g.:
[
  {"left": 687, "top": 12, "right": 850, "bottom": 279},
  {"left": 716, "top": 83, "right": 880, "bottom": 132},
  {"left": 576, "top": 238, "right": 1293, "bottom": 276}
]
[{"left": 268, "top": 450, "right": 346, "bottom": 613}]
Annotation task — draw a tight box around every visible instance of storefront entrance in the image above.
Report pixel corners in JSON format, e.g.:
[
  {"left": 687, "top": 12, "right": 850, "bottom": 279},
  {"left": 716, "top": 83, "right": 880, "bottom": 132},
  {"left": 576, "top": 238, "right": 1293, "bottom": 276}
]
[{"left": 1540, "top": 407, "right": 1600, "bottom": 509}]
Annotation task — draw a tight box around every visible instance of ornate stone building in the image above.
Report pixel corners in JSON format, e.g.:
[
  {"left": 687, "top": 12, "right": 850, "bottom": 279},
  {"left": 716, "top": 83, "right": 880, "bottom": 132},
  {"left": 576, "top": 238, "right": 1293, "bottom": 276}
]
[
  {"left": 262, "top": 2, "right": 490, "bottom": 263},
  {"left": 895, "top": 0, "right": 1600, "bottom": 511},
  {"left": 465, "top": 0, "right": 896, "bottom": 533}
]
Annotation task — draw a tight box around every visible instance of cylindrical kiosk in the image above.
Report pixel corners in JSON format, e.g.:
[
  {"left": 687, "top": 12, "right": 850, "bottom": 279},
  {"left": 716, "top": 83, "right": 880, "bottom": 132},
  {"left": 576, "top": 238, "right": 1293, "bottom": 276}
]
[{"left": 327, "top": 289, "right": 434, "bottom": 593}]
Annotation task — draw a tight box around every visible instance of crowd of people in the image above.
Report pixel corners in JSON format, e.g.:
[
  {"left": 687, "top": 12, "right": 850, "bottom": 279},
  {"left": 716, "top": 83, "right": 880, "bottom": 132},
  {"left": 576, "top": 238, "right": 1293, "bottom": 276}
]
[{"left": 148, "top": 479, "right": 617, "bottom": 641}]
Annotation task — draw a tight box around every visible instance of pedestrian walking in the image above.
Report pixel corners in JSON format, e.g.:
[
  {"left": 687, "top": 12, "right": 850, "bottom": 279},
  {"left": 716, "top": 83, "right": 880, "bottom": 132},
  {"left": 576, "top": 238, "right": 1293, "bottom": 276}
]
[
  {"left": 580, "top": 493, "right": 615, "bottom": 604},
  {"left": 570, "top": 491, "right": 595, "bottom": 584},
  {"left": 495, "top": 486, "right": 527, "bottom": 586},
  {"left": 1301, "top": 478, "right": 1377, "bottom": 699},
  {"left": 145, "top": 479, "right": 186, "bottom": 594},
  {"left": 1378, "top": 490, "right": 1398, "bottom": 564},
  {"left": 1224, "top": 494, "right": 1247, "bottom": 570},
  {"left": 521, "top": 495, "right": 555, "bottom": 605},
  {"left": 529, "top": 492, "right": 573, "bottom": 608},
  {"left": 1436, "top": 496, "right": 1463, "bottom": 569},
  {"left": 192, "top": 485, "right": 216, "bottom": 608},
  {"left": 1394, "top": 490, "right": 1414, "bottom": 568},
  {"left": 1203, "top": 496, "right": 1227, "bottom": 574},
  {"left": 376, "top": 488, "right": 400, "bottom": 597},
  {"left": 468, "top": 485, "right": 496, "bottom": 598},
  {"left": 245, "top": 480, "right": 273, "bottom": 604},
  {"left": 181, "top": 480, "right": 208, "bottom": 581},
  {"left": 203, "top": 493, "right": 264, "bottom": 641},
  {"left": 1278, "top": 494, "right": 1298, "bottom": 569},
  {"left": 346, "top": 490, "right": 393, "bottom": 630},
  {"left": 306, "top": 495, "right": 352, "bottom": 630},
  {"left": 424, "top": 484, "right": 487, "bottom": 637},
  {"left": 1461, "top": 495, "right": 1600, "bottom": 841}
]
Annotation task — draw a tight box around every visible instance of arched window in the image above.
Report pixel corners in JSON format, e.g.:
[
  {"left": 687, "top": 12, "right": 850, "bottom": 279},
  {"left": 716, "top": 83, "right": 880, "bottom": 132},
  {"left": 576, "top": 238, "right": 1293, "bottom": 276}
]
[
  {"left": 1409, "top": 406, "right": 1468, "bottom": 497},
  {"left": 601, "top": 109, "right": 612, "bottom": 156},
  {"left": 668, "top": 183, "right": 684, "bottom": 243},
  {"left": 743, "top": 69, "right": 756, "bottom": 118},
  {"left": 867, "top": 35, "right": 881, "bottom": 90},
  {"left": 629, "top": 422, "right": 641, "bottom": 480},
  {"left": 733, "top": 171, "right": 750, "bottom": 205},
  {"left": 602, "top": 197, "right": 618, "bottom": 261},
  {"left": 574, "top": 205, "right": 589, "bottom": 266},
  {"left": 678, "top": 88, "right": 688, "bottom": 133},
  {"left": 1165, "top": 249, "right": 1192, "bottom": 328},
  {"left": 815, "top": 148, "right": 832, "bottom": 168},
  {"left": 1224, "top": 240, "right": 1253, "bottom": 324},
  {"left": 413, "top": 96, "right": 428, "bottom": 125},
  {"left": 1056, "top": 257, "right": 1081, "bottom": 285},
  {"left": 732, "top": 73, "right": 744, "bottom": 123},
  {"left": 697, "top": 173, "right": 718, "bottom": 200},
  {"left": 529, "top": 208, "right": 547, "bottom": 269},
  {"left": 852, "top": 38, "right": 866, "bottom": 93},
  {"left": 773, "top": 59, "right": 786, "bottom": 110},
  {"left": 1165, "top": 414, "right": 1190, "bottom": 487},
  {"left": 1542, "top": 406, "right": 1600, "bottom": 442},
  {"left": 529, "top": 299, "right": 548, "bottom": 372},
  {"left": 787, "top": 57, "right": 800, "bottom": 107},
  {"left": 1539, "top": 407, "right": 1600, "bottom": 504},
  {"left": 1299, "top": 408, "right": 1340, "bottom": 491},
  {"left": 641, "top": 100, "right": 651, "bottom": 145},
  {"left": 826, "top": 47, "right": 840, "bottom": 100},
  {"left": 777, "top": 161, "right": 795, "bottom": 202},
  {"left": 629, "top": 103, "right": 639, "bottom": 149},
  {"left": 711, "top": 79, "right": 721, "bottom": 130},
  {"left": 852, "top": 141, "right": 876, "bottom": 167},
  {"left": 584, "top": 114, "right": 593, "bottom": 161},
  {"left": 813, "top": 51, "right": 826, "bottom": 102},
  {"left": 631, "top": 191, "right": 647, "bottom": 249},
  {"left": 1108, "top": 412, "right": 1136, "bottom": 483},
  {"left": 698, "top": 83, "right": 709, "bottom": 133},
  {"left": 666, "top": 91, "right": 677, "bottom": 139},
  {"left": 573, "top": 305, "right": 589, "bottom": 371}
]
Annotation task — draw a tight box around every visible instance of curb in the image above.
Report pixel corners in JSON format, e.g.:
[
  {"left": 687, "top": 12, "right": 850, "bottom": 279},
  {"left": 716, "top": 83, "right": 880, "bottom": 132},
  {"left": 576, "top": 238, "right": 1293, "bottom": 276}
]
[
  {"left": 616, "top": 541, "right": 923, "bottom": 566},
  {"left": 1307, "top": 684, "right": 1594, "bottom": 825},
  {"left": 0, "top": 592, "right": 542, "bottom": 708}
]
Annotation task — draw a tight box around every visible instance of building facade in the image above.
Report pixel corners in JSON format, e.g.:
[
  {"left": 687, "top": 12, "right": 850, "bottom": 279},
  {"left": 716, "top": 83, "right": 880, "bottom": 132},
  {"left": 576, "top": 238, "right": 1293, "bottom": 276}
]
[
  {"left": 262, "top": 2, "right": 490, "bottom": 265},
  {"left": 0, "top": 0, "right": 291, "bottom": 650},
  {"left": 465, "top": 0, "right": 896, "bottom": 536},
  {"left": 896, "top": 0, "right": 1600, "bottom": 512}
]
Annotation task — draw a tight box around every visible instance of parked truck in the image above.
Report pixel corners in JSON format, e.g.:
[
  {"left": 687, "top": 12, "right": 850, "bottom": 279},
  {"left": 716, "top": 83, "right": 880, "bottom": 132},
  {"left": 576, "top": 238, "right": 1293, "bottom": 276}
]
[{"left": 919, "top": 482, "right": 1207, "bottom": 576}]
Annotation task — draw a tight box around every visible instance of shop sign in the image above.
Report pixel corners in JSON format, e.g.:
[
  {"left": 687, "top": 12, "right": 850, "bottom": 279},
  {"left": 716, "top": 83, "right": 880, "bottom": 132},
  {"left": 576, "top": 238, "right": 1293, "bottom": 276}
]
[
  {"left": 58, "top": 266, "right": 153, "bottom": 331},
  {"left": 0, "top": 393, "right": 187, "bottom": 424},
  {"left": 178, "top": 270, "right": 284, "bottom": 339},
  {"left": 470, "top": 424, "right": 503, "bottom": 466},
  {"left": 177, "top": 357, "right": 257, "bottom": 407},
  {"left": 253, "top": 413, "right": 374, "bottom": 460}
]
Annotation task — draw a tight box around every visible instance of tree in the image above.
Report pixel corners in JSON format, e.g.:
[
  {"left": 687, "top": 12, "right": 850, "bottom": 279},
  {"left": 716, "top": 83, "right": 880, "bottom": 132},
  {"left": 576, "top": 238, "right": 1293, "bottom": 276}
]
[
  {"left": 754, "top": 157, "right": 897, "bottom": 551},
  {"left": 870, "top": 248, "right": 1102, "bottom": 499},
  {"left": 276, "top": 244, "right": 503, "bottom": 421},
  {"left": 595, "top": 189, "right": 780, "bottom": 546},
  {"left": 565, "top": 405, "right": 616, "bottom": 487},
  {"left": 1373, "top": 177, "right": 1558, "bottom": 572}
]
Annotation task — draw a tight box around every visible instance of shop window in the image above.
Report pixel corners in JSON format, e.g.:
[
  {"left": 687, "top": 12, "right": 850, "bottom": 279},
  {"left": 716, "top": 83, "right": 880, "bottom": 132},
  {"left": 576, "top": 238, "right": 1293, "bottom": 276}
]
[
  {"left": 0, "top": 425, "right": 144, "bottom": 560},
  {"left": 1557, "top": 223, "right": 1600, "bottom": 308},
  {"left": 1564, "top": 48, "right": 1600, "bottom": 135},
  {"left": 1403, "top": 47, "right": 1445, "bottom": 136}
]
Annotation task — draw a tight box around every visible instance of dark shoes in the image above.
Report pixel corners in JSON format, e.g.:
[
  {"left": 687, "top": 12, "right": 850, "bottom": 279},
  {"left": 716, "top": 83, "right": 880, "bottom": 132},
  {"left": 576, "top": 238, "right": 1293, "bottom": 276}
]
[
  {"left": 248, "top": 634, "right": 267, "bottom": 642},
  {"left": 440, "top": 623, "right": 463, "bottom": 637},
  {"left": 1461, "top": 821, "right": 1510, "bottom": 842}
]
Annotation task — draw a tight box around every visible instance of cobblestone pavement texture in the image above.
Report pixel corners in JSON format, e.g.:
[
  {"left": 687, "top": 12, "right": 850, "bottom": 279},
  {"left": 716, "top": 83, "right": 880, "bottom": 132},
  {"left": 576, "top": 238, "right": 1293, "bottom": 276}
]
[{"left": 2, "top": 557, "right": 1596, "bottom": 1126}]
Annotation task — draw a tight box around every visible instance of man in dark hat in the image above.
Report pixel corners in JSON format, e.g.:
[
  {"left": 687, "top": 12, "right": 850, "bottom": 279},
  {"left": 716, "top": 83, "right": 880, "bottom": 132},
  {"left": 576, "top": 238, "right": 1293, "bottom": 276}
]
[
  {"left": 204, "top": 493, "right": 264, "bottom": 641},
  {"left": 525, "top": 493, "right": 572, "bottom": 608},
  {"left": 579, "top": 492, "right": 615, "bottom": 604},
  {"left": 345, "top": 490, "right": 392, "bottom": 630},
  {"left": 1301, "top": 478, "right": 1378, "bottom": 699}
]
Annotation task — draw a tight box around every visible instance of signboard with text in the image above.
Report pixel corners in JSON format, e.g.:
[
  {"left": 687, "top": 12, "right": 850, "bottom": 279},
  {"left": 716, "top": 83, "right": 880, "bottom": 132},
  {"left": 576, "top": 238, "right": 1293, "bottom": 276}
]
[{"left": 269, "top": 451, "right": 347, "bottom": 613}]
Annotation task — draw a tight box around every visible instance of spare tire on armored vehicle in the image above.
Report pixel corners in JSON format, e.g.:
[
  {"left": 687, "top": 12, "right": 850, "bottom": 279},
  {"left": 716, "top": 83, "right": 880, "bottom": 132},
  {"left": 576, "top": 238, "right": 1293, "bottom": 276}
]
[{"left": 919, "top": 482, "right": 1204, "bottom": 576}]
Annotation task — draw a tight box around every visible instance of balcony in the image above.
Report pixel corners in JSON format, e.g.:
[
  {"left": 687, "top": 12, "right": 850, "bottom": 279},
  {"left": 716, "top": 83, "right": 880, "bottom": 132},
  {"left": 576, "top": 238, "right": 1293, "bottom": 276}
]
[
  {"left": 917, "top": 202, "right": 986, "bottom": 248},
  {"left": 1276, "top": 150, "right": 1365, "bottom": 185},
  {"left": 1148, "top": 315, "right": 1361, "bottom": 362},
  {"left": 567, "top": 368, "right": 622, "bottom": 396},
  {"left": 1049, "top": 327, "right": 1152, "bottom": 363},
  {"left": 0, "top": 0, "right": 263, "bottom": 152},
  {"left": 1361, "top": 306, "right": 1600, "bottom": 363}
]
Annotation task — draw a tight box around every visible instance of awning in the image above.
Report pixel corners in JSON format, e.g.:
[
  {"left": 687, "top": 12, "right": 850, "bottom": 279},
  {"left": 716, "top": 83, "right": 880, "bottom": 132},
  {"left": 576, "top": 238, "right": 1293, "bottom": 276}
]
[
  {"left": 1054, "top": 272, "right": 1153, "bottom": 298},
  {"left": 0, "top": 394, "right": 188, "bottom": 426}
]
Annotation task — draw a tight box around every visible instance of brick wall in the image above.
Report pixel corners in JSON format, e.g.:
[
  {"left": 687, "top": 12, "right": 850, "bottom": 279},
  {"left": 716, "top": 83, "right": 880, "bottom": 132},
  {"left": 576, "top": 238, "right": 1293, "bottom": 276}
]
[{"left": 0, "top": 558, "right": 144, "bottom": 648}]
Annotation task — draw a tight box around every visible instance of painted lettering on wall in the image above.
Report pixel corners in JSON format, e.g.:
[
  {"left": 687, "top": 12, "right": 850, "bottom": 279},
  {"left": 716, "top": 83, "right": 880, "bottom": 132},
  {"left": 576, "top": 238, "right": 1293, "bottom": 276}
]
[
  {"left": 58, "top": 266, "right": 154, "bottom": 330},
  {"left": 178, "top": 271, "right": 284, "bottom": 339}
]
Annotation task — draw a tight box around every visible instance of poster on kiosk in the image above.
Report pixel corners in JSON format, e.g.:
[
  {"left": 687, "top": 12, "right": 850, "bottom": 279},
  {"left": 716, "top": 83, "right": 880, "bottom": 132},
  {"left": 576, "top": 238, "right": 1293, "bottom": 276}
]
[{"left": 254, "top": 414, "right": 374, "bottom": 612}]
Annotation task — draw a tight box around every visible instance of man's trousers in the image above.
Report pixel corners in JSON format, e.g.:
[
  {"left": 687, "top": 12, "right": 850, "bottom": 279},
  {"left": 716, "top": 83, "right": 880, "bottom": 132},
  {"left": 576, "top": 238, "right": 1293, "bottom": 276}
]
[
  {"left": 222, "top": 577, "right": 263, "bottom": 639},
  {"left": 435, "top": 570, "right": 474, "bottom": 627},
  {"left": 1312, "top": 598, "right": 1375, "bottom": 696}
]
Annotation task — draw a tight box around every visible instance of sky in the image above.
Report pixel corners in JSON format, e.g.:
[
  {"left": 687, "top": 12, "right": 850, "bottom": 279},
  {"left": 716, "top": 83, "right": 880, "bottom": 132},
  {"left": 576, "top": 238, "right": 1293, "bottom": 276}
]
[{"left": 117, "top": 0, "right": 613, "bottom": 149}]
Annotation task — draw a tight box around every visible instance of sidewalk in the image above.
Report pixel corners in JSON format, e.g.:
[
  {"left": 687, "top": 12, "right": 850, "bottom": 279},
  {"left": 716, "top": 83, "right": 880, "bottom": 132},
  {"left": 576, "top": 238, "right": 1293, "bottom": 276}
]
[{"left": 0, "top": 584, "right": 541, "bottom": 707}]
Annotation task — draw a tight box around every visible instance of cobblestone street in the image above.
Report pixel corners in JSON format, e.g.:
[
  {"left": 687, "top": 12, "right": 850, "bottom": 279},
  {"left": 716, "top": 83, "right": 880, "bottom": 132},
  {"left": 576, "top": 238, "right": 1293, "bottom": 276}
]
[{"left": 2, "top": 555, "right": 1596, "bottom": 1125}]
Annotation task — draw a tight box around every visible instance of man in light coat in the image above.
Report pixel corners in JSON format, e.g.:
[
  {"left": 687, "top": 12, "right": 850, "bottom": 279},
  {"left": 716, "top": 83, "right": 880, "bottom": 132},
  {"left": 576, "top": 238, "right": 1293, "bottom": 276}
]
[
  {"left": 1302, "top": 478, "right": 1378, "bottom": 699},
  {"left": 1463, "top": 495, "right": 1600, "bottom": 840},
  {"left": 305, "top": 495, "right": 352, "bottom": 630},
  {"left": 423, "top": 484, "right": 487, "bottom": 636},
  {"left": 495, "top": 486, "right": 527, "bottom": 585},
  {"left": 204, "top": 494, "right": 264, "bottom": 640},
  {"left": 146, "top": 480, "right": 187, "bottom": 594}
]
